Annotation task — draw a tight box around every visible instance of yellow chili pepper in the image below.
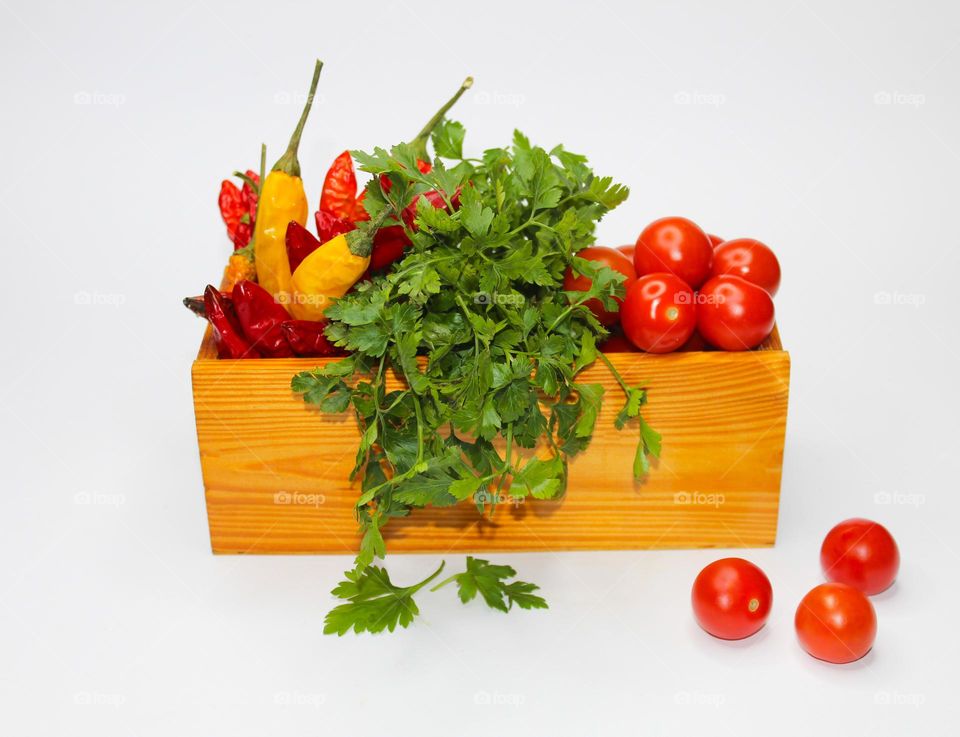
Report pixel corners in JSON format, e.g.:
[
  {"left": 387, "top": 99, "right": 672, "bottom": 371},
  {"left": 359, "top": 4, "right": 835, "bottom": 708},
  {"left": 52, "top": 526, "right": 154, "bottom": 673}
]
[
  {"left": 254, "top": 59, "right": 323, "bottom": 300},
  {"left": 289, "top": 208, "right": 392, "bottom": 320}
]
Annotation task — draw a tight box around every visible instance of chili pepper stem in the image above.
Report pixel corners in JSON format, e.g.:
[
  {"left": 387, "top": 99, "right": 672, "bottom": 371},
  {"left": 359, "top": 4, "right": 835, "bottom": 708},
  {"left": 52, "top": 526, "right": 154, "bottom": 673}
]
[
  {"left": 253, "top": 143, "right": 267, "bottom": 228},
  {"left": 272, "top": 59, "right": 323, "bottom": 177},
  {"left": 182, "top": 295, "right": 206, "bottom": 317},
  {"left": 411, "top": 76, "right": 473, "bottom": 159},
  {"left": 343, "top": 206, "right": 393, "bottom": 258}
]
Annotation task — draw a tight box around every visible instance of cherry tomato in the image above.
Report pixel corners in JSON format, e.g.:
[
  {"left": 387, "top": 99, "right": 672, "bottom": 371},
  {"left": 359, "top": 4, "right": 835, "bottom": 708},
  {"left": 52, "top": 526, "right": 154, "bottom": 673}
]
[
  {"left": 707, "top": 233, "right": 725, "bottom": 249},
  {"left": 820, "top": 518, "right": 900, "bottom": 595},
  {"left": 697, "top": 275, "right": 775, "bottom": 351},
  {"left": 711, "top": 238, "right": 781, "bottom": 296},
  {"left": 634, "top": 217, "right": 714, "bottom": 288},
  {"left": 599, "top": 333, "right": 637, "bottom": 352},
  {"left": 795, "top": 583, "right": 877, "bottom": 663},
  {"left": 563, "top": 246, "right": 636, "bottom": 326},
  {"left": 691, "top": 558, "right": 773, "bottom": 640},
  {"left": 616, "top": 244, "right": 635, "bottom": 260},
  {"left": 620, "top": 273, "right": 696, "bottom": 353}
]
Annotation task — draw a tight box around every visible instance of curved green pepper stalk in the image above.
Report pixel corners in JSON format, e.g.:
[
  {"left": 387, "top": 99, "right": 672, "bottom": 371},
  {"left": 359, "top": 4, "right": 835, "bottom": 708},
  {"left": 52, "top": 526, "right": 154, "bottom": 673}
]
[
  {"left": 273, "top": 59, "right": 324, "bottom": 177},
  {"left": 410, "top": 76, "right": 473, "bottom": 161}
]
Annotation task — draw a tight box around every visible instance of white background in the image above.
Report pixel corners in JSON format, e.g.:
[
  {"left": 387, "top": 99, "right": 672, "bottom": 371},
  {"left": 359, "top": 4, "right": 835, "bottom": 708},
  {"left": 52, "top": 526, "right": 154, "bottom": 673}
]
[{"left": 2, "top": 0, "right": 958, "bottom": 734}]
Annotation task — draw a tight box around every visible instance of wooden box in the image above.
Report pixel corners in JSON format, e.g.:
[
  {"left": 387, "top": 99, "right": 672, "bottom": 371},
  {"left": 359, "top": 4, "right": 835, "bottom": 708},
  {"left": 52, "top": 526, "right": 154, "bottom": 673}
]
[{"left": 192, "top": 323, "right": 789, "bottom": 554}]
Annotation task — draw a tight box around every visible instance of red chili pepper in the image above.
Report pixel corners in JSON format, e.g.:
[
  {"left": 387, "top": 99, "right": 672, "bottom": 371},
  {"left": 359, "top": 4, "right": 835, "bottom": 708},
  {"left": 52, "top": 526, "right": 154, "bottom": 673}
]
[
  {"left": 204, "top": 285, "right": 260, "bottom": 359},
  {"left": 280, "top": 320, "right": 342, "bottom": 357},
  {"left": 312, "top": 211, "right": 355, "bottom": 252},
  {"left": 218, "top": 169, "right": 260, "bottom": 250},
  {"left": 218, "top": 181, "right": 244, "bottom": 241},
  {"left": 378, "top": 159, "right": 432, "bottom": 195},
  {"left": 231, "top": 280, "right": 294, "bottom": 358},
  {"left": 401, "top": 187, "right": 462, "bottom": 230},
  {"left": 183, "top": 292, "right": 233, "bottom": 318},
  {"left": 286, "top": 220, "right": 326, "bottom": 273},
  {"left": 319, "top": 151, "right": 360, "bottom": 221},
  {"left": 368, "top": 226, "right": 409, "bottom": 272}
]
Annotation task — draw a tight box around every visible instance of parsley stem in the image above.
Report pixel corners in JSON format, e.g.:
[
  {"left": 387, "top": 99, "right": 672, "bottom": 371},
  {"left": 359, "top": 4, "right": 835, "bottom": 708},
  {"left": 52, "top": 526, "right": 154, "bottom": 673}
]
[
  {"left": 413, "top": 394, "right": 425, "bottom": 465},
  {"left": 495, "top": 424, "right": 514, "bottom": 496},
  {"left": 409, "top": 560, "right": 447, "bottom": 594},
  {"left": 597, "top": 351, "right": 631, "bottom": 395},
  {"left": 546, "top": 300, "right": 586, "bottom": 331},
  {"left": 429, "top": 572, "right": 460, "bottom": 592}
]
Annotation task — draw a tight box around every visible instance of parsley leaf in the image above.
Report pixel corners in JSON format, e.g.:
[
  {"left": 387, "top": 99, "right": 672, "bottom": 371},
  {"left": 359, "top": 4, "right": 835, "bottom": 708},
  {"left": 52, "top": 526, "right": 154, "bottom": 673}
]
[
  {"left": 324, "top": 562, "right": 445, "bottom": 636},
  {"left": 432, "top": 556, "right": 548, "bottom": 613}
]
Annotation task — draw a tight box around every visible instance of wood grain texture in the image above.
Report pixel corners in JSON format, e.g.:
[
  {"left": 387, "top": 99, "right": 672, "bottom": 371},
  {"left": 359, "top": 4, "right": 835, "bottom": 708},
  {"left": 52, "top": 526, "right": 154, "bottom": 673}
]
[{"left": 192, "top": 324, "right": 789, "bottom": 554}]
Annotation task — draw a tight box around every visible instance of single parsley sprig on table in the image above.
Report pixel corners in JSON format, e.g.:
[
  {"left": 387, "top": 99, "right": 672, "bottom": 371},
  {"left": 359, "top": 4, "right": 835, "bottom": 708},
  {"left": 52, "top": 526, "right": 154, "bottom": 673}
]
[{"left": 292, "top": 121, "right": 659, "bottom": 635}]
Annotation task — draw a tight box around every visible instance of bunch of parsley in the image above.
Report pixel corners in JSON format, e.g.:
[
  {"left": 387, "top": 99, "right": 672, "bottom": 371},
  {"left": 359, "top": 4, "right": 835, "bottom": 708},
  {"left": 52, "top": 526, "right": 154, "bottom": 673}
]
[{"left": 292, "top": 120, "right": 659, "bottom": 635}]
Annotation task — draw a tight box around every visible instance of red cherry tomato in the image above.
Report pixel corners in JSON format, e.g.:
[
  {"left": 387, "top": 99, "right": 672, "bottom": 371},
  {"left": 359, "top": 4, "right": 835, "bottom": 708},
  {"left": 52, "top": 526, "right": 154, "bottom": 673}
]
[
  {"left": 620, "top": 273, "right": 696, "bottom": 353},
  {"left": 820, "top": 518, "right": 900, "bottom": 595},
  {"left": 707, "top": 233, "right": 725, "bottom": 248},
  {"left": 616, "top": 244, "right": 635, "bottom": 260},
  {"left": 634, "top": 217, "right": 714, "bottom": 288},
  {"left": 711, "top": 238, "right": 781, "bottom": 296},
  {"left": 795, "top": 583, "right": 877, "bottom": 663},
  {"left": 563, "top": 246, "right": 636, "bottom": 326},
  {"left": 691, "top": 558, "right": 773, "bottom": 640},
  {"left": 697, "top": 275, "right": 775, "bottom": 351}
]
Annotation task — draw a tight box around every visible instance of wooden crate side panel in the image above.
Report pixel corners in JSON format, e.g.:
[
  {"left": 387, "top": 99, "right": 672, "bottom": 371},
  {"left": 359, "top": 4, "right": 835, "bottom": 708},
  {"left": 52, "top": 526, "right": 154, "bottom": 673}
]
[{"left": 192, "top": 350, "right": 789, "bottom": 554}]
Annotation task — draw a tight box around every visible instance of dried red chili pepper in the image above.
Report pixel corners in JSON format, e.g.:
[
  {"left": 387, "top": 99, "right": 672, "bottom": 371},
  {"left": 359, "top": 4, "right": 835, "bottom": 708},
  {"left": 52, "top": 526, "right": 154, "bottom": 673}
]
[
  {"left": 378, "top": 159, "right": 432, "bottom": 195},
  {"left": 218, "top": 181, "right": 244, "bottom": 242},
  {"left": 400, "top": 187, "right": 463, "bottom": 230},
  {"left": 204, "top": 285, "right": 260, "bottom": 359},
  {"left": 218, "top": 170, "right": 260, "bottom": 250},
  {"left": 367, "top": 226, "right": 408, "bottom": 273},
  {"left": 286, "top": 220, "right": 324, "bottom": 274},
  {"left": 319, "top": 151, "right": 363, "bottom": 221},
  {"left": 315, "top": 210, "right": 356, "bottom": 245},
  {"left": 280, "top": 320, "right": 341, "bottom": 357},
  {"left": 231, "top": 280, "right": 294, "bottom": 358}
]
